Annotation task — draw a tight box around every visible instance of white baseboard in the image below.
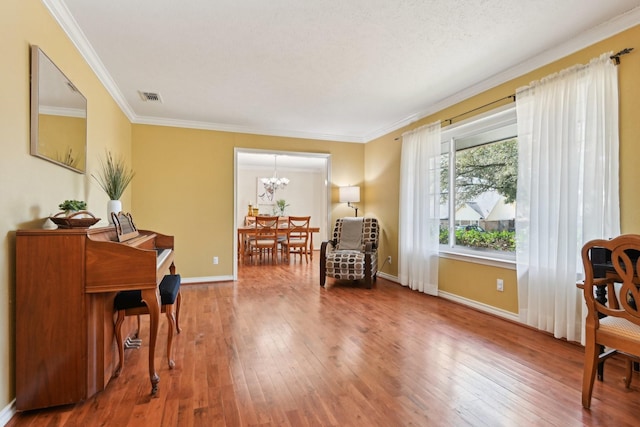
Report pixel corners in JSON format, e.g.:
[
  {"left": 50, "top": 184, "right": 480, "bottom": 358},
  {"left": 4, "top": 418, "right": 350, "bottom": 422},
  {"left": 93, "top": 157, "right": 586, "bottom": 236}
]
[
  {"left": 181, "top": 275, "right": 234, "bottom": 284},
  {"left": 438, "top": 290, "right": 520, "bottom": 322},
  {"left": 0, "top": 400, "right": 16, "bottom": 427},
  {"left": 376, "top": 271, "right": 397, "bottom": 282},
  {"left": 375, "top": 271, "right": 520, "bottom": 323}
]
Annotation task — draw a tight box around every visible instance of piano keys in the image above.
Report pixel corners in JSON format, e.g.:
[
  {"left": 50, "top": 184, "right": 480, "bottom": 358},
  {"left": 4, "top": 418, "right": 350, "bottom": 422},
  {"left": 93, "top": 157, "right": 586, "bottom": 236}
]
[
  {"left": 157, "top": 248, "right": 172, "bottom": 268},
  {"left": 15, "top": 225, "right": 175, "bottom": 411}
]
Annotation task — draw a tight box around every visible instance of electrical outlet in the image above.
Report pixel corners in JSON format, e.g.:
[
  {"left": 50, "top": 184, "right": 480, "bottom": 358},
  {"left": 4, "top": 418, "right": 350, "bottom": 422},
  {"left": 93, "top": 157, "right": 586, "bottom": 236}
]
[
  {"left": 496, "top": 278, "right": 504, "bottom": 292},
  {"left": 213, "top": 256, "right": 219, "bottom": 265},
  {"left": 387, "top": 255, "right": 392, "bottom": 264}
]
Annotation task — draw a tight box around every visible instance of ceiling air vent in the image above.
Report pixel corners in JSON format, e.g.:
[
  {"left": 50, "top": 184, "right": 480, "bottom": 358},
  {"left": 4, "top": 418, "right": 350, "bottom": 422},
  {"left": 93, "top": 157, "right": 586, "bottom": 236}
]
[{"left": 138, "top": 91, "right": 163, "bottom": 103}]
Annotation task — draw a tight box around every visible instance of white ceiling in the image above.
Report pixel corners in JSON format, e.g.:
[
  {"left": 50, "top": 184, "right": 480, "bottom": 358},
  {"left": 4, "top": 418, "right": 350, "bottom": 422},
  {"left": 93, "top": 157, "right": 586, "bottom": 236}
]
[{"left": 46, "top": 0, "right": 640, "bottom": 143}]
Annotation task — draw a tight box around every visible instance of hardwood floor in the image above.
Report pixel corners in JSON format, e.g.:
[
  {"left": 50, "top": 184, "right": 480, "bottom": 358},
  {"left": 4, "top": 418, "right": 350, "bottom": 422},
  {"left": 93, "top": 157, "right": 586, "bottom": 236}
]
[{"left": 8, "top": 256, "right": 640, "bottom": 426}]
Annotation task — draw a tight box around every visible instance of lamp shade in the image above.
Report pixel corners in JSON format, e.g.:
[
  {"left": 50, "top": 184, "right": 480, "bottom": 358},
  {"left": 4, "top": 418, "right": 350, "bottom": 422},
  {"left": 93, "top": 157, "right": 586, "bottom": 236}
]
[{"left": 339, "top": 186, "right": 360, "bottom": 203}]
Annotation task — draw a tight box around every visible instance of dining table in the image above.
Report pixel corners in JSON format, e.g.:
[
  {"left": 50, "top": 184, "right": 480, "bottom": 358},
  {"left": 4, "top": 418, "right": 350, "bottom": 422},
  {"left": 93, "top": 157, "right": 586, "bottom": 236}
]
[{"left": 237, "top": 223, "right": 320, "bottom": 263}]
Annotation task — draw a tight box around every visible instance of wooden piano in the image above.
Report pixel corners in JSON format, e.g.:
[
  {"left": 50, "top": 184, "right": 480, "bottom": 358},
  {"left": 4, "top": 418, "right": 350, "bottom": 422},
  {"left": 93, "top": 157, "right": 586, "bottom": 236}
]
[{"left": 15, "top": 224, "right": 175, "bottom": 411}]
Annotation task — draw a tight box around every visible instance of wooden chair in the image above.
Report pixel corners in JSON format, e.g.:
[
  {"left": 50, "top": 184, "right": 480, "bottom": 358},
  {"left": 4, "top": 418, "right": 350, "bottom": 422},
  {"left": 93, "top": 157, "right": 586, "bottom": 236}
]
[
  {"left": 578, "top": 235, "right": 640, "bottom": 408},
  {"left": 239, "top": 216, "right": 257, "bottom": 261},
  {"left": 281, "top": 216, "right": 311, "bottom": 263},
  {"left": 320, "top": 217, "right": 379, "bottom": 288},
  {"left": 113, "top": 274, "right": 182, "bottom": 377},
  {"left": 248, "top": 215, "right": 280, "bottom": 263}
]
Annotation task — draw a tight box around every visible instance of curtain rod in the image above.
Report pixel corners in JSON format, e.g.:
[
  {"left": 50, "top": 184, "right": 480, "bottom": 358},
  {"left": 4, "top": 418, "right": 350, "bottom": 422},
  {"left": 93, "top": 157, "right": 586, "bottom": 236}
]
[
  {"left": 441, "top": 94, "right": 515, "bottom": 126},
  {"left": 395, "top": 47, "right": 633, "bottom": 141},
  {"left": 394, "top": 94, "right": 515, "bottom": 140},
  {"left": 610, "top": 47, "right": 633, "bottom": 65}
]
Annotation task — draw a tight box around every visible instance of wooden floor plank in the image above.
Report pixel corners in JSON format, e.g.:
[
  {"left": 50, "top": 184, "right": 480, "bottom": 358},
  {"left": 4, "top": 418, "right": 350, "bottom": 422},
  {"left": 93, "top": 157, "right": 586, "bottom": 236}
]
[{"left": 7, "top": 255, "right": 640, "bottom": 426}]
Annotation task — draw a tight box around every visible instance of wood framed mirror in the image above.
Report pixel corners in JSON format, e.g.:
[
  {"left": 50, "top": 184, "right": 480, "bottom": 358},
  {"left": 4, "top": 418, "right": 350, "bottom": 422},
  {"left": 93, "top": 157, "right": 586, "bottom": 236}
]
[{"left": 30, "top": 45, "right": 87, "bottom": 173}]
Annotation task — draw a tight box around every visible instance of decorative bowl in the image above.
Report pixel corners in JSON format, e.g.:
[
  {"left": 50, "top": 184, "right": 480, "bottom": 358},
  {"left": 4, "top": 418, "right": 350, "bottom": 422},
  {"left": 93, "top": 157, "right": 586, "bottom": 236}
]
[{"left": 49, "top": 211, "right": 100, "bottom": 229}]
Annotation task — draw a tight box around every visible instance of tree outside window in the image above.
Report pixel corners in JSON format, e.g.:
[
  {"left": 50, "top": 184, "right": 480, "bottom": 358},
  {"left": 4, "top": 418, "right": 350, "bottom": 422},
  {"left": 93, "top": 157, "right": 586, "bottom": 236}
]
[{"left": 440, "top": 135, "right": 517, "bottom": 254}]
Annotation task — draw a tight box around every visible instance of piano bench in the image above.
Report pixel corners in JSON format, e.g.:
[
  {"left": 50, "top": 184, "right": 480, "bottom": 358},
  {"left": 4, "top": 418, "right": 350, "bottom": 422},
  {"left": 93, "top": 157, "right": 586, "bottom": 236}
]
[{"left": 113, "top": 274, "right": 182, "bottom": 377}]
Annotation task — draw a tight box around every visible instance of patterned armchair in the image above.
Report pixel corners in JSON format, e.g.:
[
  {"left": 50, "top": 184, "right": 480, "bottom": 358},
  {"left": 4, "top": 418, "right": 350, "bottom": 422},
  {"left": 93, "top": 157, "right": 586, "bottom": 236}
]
[{"left": 320, "top": 217, "right": 379, "bottom": 289}]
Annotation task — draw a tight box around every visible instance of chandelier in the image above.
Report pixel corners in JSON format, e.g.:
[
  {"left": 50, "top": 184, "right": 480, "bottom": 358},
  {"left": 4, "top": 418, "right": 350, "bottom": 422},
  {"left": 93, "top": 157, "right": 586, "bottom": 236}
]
[{"left": 260, "top": 155, "right": 289, "bottom": 200}]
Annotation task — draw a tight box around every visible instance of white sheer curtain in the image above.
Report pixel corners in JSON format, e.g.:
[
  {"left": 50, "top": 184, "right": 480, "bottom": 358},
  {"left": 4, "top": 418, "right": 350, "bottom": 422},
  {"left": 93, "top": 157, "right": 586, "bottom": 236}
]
[
  {"left": 399, "top": 121, "right": 441, "bottom": 295},
  {"left": 516, "top": 53, "right": 620, "bottom": 341}
]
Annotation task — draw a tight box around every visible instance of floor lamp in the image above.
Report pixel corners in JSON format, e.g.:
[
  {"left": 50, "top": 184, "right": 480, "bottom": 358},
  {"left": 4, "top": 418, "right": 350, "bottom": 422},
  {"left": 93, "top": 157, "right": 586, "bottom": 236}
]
[{"left": 339, "top": 186, "right": 360, "bottom": 217}]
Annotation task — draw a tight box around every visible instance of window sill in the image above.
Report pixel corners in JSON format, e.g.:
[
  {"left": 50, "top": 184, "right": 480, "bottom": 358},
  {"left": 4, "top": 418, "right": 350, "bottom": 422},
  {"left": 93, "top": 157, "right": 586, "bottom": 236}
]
[{"left": 439, "top": 247, "right": 516, "bottom": 270}]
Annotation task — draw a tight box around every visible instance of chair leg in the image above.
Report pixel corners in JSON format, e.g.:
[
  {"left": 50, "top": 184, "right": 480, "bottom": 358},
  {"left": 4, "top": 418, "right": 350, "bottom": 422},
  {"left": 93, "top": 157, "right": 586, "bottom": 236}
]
[
  {"left": 135, "top": 314, "right": 141, "bottom": 339},
  {"left": 364, "top": 253, "right": 372, "bottom": 289},
  {"left": 364, "top": 273, "right": 372, "bottom": 289},
  {"left": 175, "top": 291, "right": 182, "bottom": 333},
  {"left": 114, "top": 310, "right": 126, "bottom": 377},
  {"left": 164, "top": 305, "right": 176, "bottom": 369},
  {"left": 597, "top": 344, "right": 605, "bottom": 380},
  {"left": 320, "top": 264, "right": 326, "bottom": 287},
  {"left": 624, "top": 358, "right": 633, "bottom": 388},
  {"left": 320, "top": 242, "right": 327, "bottom": 287},
  {"left": 582, "top": 339, "right": 599, "bottom": 409}
]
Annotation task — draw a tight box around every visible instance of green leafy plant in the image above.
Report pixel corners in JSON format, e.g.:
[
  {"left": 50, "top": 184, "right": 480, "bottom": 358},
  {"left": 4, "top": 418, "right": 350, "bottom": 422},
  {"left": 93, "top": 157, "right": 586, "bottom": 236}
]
[
  {"left": 439, "top": 227, "right": 515, "bottom": 251},
  {"left": 275, "top": 199, "right": 289, "bottom": 216},
  {"left": 92, "top": 150, "right": 135, "bottom": 200},
  {"left": 58, "top": 200, "right": 86, "bottom": 212}
]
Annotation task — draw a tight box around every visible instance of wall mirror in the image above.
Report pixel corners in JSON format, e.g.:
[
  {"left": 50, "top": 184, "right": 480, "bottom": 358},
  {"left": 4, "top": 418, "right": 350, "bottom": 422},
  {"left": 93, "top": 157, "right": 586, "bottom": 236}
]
[{"left": 30, "top": 45, "right": 87, "bottom": 173}]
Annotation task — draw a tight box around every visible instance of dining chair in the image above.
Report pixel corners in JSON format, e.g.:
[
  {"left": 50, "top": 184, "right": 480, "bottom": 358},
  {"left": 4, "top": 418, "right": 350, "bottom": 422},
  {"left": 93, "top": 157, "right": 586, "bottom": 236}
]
[
  {"left": 237, "top": 216, "right": 258, "bottom": 263},
  {"left": 248, "top": 215, "right": 280, "bottom": 263},
  {"left": 578, "top": 234, "right": 640, "bottom": 408},
  {"left": 281, "top": 216, "right": 311, "bottom": 263}
]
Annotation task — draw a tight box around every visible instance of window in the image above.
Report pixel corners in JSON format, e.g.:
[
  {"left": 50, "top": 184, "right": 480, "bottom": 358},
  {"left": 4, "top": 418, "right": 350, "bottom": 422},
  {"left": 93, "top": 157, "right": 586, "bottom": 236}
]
[{"left": 439, "top": 106, "right": 517, "bottom": 262}]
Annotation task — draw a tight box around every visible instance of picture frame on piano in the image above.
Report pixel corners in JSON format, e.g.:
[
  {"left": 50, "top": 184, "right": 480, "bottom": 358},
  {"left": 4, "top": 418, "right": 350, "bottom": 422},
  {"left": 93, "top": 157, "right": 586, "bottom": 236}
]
[{"left": 112, "top": 211, "right": 140, "bottom": 242}]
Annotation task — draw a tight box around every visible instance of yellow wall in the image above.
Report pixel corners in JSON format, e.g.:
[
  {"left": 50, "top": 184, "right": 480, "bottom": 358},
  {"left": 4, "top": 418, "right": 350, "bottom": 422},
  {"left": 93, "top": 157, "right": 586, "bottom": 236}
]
[
  {"left": 131, "top": 125, "right": 364, "bottom": 277},
  {"left": 0, "top": 0, "right": 133, "bottom": 411},
  {"left": 37, "top": 114, "right": 86, "bottom": 170},
  {"left": 366, "top": 25, "right": 640, "bottom": 314},
  {"left": 2, "top": 0, "right": 639, "bottom": 415}
]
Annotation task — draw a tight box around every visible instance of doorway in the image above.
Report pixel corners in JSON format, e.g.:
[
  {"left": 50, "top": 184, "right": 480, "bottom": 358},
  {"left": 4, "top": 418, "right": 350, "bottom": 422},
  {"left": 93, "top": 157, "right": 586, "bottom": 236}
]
[{"left": 234, "top": 148, "right": 331, "bottom": 276}]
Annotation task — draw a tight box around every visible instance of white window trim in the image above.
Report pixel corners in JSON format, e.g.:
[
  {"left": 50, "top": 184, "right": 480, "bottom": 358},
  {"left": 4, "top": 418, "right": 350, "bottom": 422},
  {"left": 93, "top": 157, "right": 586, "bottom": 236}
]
[
  {"left": 440, "top": 103, "right": 516, "bottom": 142},
  {"left": 439, "top": 248, "right": 516, "bottom": 270}
]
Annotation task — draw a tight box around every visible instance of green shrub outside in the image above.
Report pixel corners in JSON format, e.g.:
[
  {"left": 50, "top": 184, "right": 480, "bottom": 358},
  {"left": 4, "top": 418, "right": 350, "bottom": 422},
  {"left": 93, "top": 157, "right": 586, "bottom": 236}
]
[{"left": 439, "top": 228, "right": 515, "bottom": 252}]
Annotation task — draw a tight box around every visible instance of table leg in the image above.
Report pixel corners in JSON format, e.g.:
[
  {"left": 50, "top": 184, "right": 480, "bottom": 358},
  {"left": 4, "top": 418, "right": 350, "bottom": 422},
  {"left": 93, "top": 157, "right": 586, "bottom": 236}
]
[
  {"left": 141, "top": 287, "right": 160, "bottom": 395},
  {"left": 238, "top": 231, "right": 244, "bottom": 265}
]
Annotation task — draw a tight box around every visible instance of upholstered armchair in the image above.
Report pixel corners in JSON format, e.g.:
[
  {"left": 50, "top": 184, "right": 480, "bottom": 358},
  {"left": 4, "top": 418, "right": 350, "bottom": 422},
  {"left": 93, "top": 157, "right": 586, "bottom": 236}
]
[{"left": 320, "top": 217, "right": 379, "bottom": 288}]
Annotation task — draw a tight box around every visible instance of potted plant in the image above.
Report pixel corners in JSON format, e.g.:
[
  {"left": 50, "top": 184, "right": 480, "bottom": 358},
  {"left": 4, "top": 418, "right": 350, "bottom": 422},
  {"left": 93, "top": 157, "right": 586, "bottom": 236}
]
[
  {"left": 58, "top": 199, "right": 86, "bottom": 215},
  {"left": 92, "top": 150, "right": 135, "bottom": 223},
  {"left": 275, "top": 199, "right": 289, "bottom": 216},
  {"left": 50, "top": 199, "right": 98, "bottom": 228}
]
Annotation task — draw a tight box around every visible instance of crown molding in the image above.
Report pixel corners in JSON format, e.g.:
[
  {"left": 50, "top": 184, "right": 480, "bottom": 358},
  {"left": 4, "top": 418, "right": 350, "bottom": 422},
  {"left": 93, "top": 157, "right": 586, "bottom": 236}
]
[
  {"left": 42, "top": 0, "right": 365, "bottom": 143},
  {"left": 367, "top": 6, "right": 640, "bottom": 142},
  {"left": 43, "top": 1, "right": 640, "bottom": 144},
  {"left": 42, "top": 0, "right": 136, "bottom": 121},
  {"left": 132, "top": 115, "right": 366, "bottom": 143}
]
